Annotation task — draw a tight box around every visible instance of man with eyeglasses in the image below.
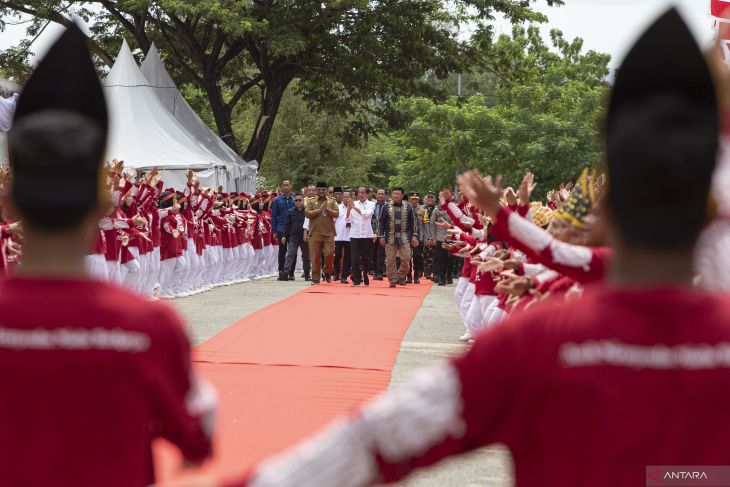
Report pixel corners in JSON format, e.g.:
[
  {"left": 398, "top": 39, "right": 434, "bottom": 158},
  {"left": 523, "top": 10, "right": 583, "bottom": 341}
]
[{"left": 282, "top": 193, "right": 311, "bottom": 281}]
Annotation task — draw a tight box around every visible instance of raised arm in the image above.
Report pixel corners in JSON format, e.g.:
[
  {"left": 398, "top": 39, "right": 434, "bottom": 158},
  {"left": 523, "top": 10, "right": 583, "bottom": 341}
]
[
  {"left": 490, "top": 207, "right": 609, "bottom": 284},
  {"left": 304, "top": 200, "right": 321, "bottom": 219}
]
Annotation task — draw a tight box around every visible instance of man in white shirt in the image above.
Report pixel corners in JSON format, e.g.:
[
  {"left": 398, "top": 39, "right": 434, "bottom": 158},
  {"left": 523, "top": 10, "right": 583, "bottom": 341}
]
[
  {"left": 347, "top": 186, "right": 376, "bottom": 287},
  {"left": 333, "top": 188, "right": 351, "bottom": 283}
]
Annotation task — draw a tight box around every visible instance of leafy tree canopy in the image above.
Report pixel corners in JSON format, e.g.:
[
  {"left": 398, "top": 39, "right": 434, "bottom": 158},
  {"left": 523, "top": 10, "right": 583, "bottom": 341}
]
[
  {"left": 0, "top": 0, "right": 562, "bottom": 166},
  {"left": 389, "top": 25, "right": 610, "bottom": 197}
]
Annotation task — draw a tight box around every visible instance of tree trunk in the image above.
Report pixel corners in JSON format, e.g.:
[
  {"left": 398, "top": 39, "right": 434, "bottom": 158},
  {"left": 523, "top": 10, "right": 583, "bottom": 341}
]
[
  {"left": 243, "top": 75, "right": 292, "bottom": 167},
  {"left": 203, "top": 81, "right": 241, "bottom": 154}
]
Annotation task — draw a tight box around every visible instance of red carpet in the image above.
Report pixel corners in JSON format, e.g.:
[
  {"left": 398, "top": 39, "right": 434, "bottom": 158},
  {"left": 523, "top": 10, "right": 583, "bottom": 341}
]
[{"left": 156, "top": 279, "right": 432, "bottom": 481}]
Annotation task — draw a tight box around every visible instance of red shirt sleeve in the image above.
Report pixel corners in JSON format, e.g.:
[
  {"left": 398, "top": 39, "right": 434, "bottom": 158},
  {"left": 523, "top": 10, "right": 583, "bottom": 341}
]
[
  {"left": 492, "top": 207, "right": 611, "bottom": 284},
  {"left": 143, "top": 305, "right": 213, "bottom": 463}
]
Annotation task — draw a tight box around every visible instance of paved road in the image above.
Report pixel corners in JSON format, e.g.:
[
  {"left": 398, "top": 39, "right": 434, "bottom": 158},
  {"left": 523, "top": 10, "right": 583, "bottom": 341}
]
[
  {"left": 389, "top": 283, "right": 513, "bottom": 487},
  {"left": 171, "top": 278, "right": 514, "bottom": 486}
]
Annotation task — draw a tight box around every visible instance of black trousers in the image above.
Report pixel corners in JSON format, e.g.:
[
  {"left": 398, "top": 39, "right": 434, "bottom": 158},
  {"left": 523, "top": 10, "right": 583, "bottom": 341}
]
[
  {"left": 433, "top": 241, "right": 454, "bottom": 279},
  {"left": 350, "top": 238, "right": 373, "bottom": 284},
  {"left": 422, "top": 244, "right": 434, "bottom": 277},
  {"left": 334, "top": 241, "right": 351, "bottom": 278},
  {"left": 452, "top": 256, "right": 464, "bottom": 279},
  {"left": 372, "top": 239, "right": 386, "bottom": 276},
  {"left": 409, "top": 243, "right": 424, "bottom": 279},
  {"left": 276, "top": 232, "right": 288, "bottom": 273}
]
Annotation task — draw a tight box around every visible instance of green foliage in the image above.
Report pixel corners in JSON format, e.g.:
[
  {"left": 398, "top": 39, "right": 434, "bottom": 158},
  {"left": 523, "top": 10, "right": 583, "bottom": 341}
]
[
  {"left": 0, "top": 0, "right": 563, "bottom": 163},
  {"left": 389, "top": 26, "right": 610, "bottom": 197},
  {"left": 0, "top": 42, "right": 32, "bottom": 84},
  {"left": 239, "top": 82, "right": 402, "bottom": 190}
]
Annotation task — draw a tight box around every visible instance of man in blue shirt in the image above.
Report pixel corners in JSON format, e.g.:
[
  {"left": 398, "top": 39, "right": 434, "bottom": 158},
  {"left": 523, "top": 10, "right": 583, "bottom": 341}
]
[{"left": 271, "top": 179, "right": 295, "bottom": 280}]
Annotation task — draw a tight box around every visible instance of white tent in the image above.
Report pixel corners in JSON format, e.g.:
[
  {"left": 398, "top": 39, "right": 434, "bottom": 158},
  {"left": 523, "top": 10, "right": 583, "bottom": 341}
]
[
  {"left": 0, "top": 93, "right": 18, "bottom": 165},
  {"left": 0, "top": 93, "right": 19, "bottom": 132},
  {"left": 0, "top": 78, "right": 20, "bottom": 94},
  {"left": 140, "top": 43, "right": 257, "bottom": 194},
  {"left": 0, "top": 132, "right": 7, "bottom": 166},
  {"left": 103, "top": 40, "right": 235, "bottom": 190}
]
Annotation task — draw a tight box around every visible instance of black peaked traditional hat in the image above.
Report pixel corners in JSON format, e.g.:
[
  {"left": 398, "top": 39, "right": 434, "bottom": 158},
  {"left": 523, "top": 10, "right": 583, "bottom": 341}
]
[
  {"left": 607, "top": 8, "right": 716, "bottom": 137},
  {"left": 13, "top": 23, "right": 108, "bottom": 133},
  {"left": 9, "top": 22, "right": 109, "bottom": 229}
]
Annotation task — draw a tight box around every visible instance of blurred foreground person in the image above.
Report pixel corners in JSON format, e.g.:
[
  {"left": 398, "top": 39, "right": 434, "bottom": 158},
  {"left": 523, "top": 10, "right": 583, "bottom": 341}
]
[
  {"left": 164, "top": 9, "right": 727, "bottom": 487},
  {"left": 0, "top": 25, "right": 215, "bottom": 487}
]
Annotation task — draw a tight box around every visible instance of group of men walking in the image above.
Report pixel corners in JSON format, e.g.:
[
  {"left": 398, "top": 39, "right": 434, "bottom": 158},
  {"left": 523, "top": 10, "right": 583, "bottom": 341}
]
[{"left": 269, "top": 181, "right": 462, "bottom": 287}]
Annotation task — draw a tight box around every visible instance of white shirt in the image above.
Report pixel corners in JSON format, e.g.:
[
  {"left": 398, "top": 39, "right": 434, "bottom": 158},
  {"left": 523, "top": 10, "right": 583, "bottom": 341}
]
[
  {"left": 348, "top": 199, "right": 376, "bottom": 239},
  {"left": 335, "top": 203, "right": 351, "bottom": 241}
]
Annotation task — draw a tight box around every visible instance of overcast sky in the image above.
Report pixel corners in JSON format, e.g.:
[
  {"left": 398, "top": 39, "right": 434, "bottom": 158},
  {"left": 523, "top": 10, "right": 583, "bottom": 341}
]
[
  {"left": 491, "top": 0, "right": 713, "bottom": 71},
  {"left": 0, "top": 0, "right": 715, "bottom": 73}
]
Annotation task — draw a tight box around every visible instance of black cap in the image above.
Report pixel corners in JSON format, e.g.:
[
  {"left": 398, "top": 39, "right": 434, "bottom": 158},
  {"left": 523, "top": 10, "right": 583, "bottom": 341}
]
[
  {"left": 333, "top": 186, "right": 343, "bottom": 193},
  {"left": 9, "top": 23, "right": 109, "bottom": 230},
  {"left": 605, "top": 7, "right": 719, "bottom": 250},
  {"left": 607, "top": 8, "right": 716, "bottom": 138},
  {"left": 316, "top": 181, "right": 327, "bottom": 188},
  {"left": 13, "top": 23, "right": 108, "bottom": 134}
]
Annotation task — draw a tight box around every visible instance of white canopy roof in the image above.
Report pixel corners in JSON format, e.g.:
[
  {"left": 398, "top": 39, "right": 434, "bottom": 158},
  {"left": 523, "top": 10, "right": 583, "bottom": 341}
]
[
  {"left": 0, "top": 93, "right": 17, "bottom": 165},
  {"left": 140, "top": 43, "right": 257, "bottom": 193},
  {"left": 103, "top": 40, "right": 227, "bottom": 171},
  {"left": 0, "top": 93, "right": 18, "bottom": 132},
  {"left": 0, "top": 78, "right": 20, "bottom": 94},
  {"left": 0, "top": 132, "right": 8, "bottom": 166}
]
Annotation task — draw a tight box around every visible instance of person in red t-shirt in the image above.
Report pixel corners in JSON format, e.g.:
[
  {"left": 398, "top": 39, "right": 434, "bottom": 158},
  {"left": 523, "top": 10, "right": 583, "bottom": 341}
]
[
  {"left": 161, "top": 9, "right": 730, "bottom": 487},
  {"left": 0, "top": 25, "right": 216, "bottom": 487}
]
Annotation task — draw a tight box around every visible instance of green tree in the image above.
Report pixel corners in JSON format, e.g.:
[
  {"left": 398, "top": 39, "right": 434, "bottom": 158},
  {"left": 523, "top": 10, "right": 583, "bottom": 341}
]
[
  {"left": 243, "top": 81, "right": 402, "bottom": 190},
  {"left": 390, "top": 26, "right": 610, "bottom": 197},
  {"left": 0, "top": 42, "right": 32, "bottom": 83},
  {"left": 0, "top": 0, "right": 561, "bottom": 166}
]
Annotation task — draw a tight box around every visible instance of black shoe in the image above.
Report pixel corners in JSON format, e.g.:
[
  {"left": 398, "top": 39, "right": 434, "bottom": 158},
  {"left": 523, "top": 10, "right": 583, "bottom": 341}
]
[
  {"left": 341, "top": 277, "right": 348, "bottom": 284},
  {"left": 310, "top": 280, "right": 320, "bottom": 285},
  {"left": 446, "top": 278, "right": 453, "bottom": 285},
  {"left": 406, "top": 276, "right": 412, "bottom": 283},
  {"left": 364, "top": 276, "right": 370, "bottom": 287},
  {"left": 373, "top": 275, "right": 384, "bottom": 281},
  {"left": 352, "top": 282, "right": 361, "bottom": 287},
  {"left": 303, "top": 275, "right": 311, "bottom": 281},
  {"left": 289, "top": 275, "right": 295, "bottom": 281},
  {"left": 389, "top": 282, "right": 397, "bottom": 288},
  {"left": 324, "top": 273, "right": 332, "bottom": 283},
  {"left": 414, "top": 278, "right": 421, "bottom": 284},
  {"left": 277, "top": 273, "right": 288, "bottom": 281},
  {"left": 398, "top": 278, "right": 407, "bottom": 286},
  {"left": 437, "top": 276, "right": 446, "bottom": 286}
]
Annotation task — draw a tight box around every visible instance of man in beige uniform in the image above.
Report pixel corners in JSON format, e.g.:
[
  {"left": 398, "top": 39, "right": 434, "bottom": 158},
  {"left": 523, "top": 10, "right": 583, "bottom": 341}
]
[{"left": 304, "top": 181, "right": 339, "bottom": 285}]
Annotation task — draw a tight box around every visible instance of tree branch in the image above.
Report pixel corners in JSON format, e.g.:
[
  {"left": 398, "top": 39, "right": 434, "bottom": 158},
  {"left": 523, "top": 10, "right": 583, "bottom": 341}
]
[
  {"left": 151, "top": 15, "right": 204, "bottom": 84},
  {"left": 0, "top": 0, "right": 114, "bottom": 66},
  {"left": 213, "top": 38, "right": 245, "bottom": 76},
  {"left": 210, "top": 29, "right": 225, "bottom": 63},
  {"left": 225, "top": 74, "right": 264, "bottom": 114}
]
